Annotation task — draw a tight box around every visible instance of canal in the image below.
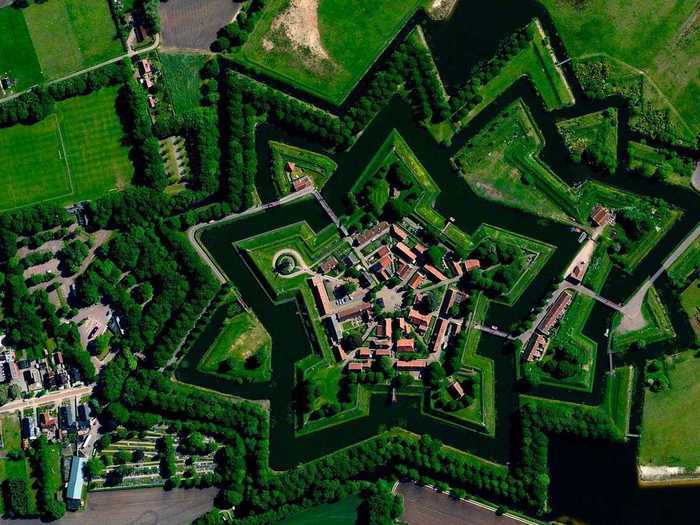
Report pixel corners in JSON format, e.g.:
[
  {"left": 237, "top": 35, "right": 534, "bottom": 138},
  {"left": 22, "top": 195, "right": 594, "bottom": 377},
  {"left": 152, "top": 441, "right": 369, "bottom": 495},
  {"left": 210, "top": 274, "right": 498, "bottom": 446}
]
[{"left": 176, "top": 1, "right": 700, "bottom": 522}]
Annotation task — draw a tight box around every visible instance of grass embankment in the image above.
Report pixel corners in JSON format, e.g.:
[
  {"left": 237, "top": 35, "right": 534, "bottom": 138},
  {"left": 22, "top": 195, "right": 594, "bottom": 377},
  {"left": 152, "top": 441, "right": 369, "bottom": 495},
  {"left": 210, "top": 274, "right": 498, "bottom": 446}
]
[
  {"left": 639, "top": 351, "right": 700, "bottom": 469},
  {"left": 277, "top": 493, "right": 361, "bottom": 525},
  {"left": 269, "top": 141, "right": 338, "bottom": 197},
  {"left": 627, "top": 141, "right": 696, "bottom": 190},
  {"left": 0, "top": 86, "right": 132, "bottom": 211},
  {"left": 160, "top": 52, "right": 207, "bottom": 114},
  {"left": 679, "top": 280, "right": 700, "bottom": 345},
  {"left": 612, "top": 286, "right": 676, "bottom": 351},
  {"left": 471, "top": 224, "right": 556, "bottom": 306},
  {"left": 198, "top": 310, "right": 272, "bottom": 382},
  {"left": 538, "top": 0, "right": 700, "bottom": 140},
  {"left": 667, "top": 234, "right": 700, "bottom": 285},
  {"left": 451, "top": 99, "right": 579, "bottom": 226},
  {"left": 239, "top": 221, "right": 343, "bottom": 300},
  {"left": 230, "top": 0, "right": 430, "bottom": 104},
  {"left": 23, "top": 0, "right": 122, "bottom": 79},
  {"left": 557, "top": 108, "right": 618, "bottom": 173},
  {"left": 451, "top": 19, "right": 574, "bottom": 133},
  {"left": 602, "top": 365, "right": 634, "bottom": 438}
]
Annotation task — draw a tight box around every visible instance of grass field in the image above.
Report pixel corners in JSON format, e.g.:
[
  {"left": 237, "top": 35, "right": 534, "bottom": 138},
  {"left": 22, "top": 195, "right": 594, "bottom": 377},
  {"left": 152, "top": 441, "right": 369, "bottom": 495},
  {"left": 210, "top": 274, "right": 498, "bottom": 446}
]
[
  {"left": 0, "top": 86, "right": 132, "bottom": 211},
  {"left": 0, "top": 116, "right": 71, "bottom": 210},
  {"left": 231, "top": 0, "right": 429, "bottom": 104},
  {"left": 0, "top": 7, "right": 42, "bottom": 93},
  {"left": 160, "top": 52, "right": 207, "bottom": 114},
  {"left": 627, "top": 141, "right": 696, "bottom": 189},
  {"left": 640, "top": 351, "right": 700, "bottom": 468},
  {"left": 277, "top": 494, "right": 361, "bottom": 524},
  {"left": 452, "top": 99, "right": 578, "bottom": 225},
  {"left": 679, "top": 279, "right": 700, "bottom": 345},
  {"left": 539, "top": 0, "right": 700, "bottom": 136},
  {"left": 602, "top": 365, "right": 634, "bottom": 438},
  {"left": 56, "top": 86, "right": 133, "bottom": 203},
  {"left": 612, "top": 286, "right": 676, "bottom": 351},
  {"left": 557, "top": 109, "right": 618, "bottom": 173},
  {"left": 667, "top": 235, "right": 700, "bottom": 285},
  {"left": 1, "top": 414, "right": 21, "bottom": 452},
  {"left": 199, "top": 310, "right": 271, "bottom": 382},
  {"left": 23, "top": 0, "right": 122, "bottom": 80}
]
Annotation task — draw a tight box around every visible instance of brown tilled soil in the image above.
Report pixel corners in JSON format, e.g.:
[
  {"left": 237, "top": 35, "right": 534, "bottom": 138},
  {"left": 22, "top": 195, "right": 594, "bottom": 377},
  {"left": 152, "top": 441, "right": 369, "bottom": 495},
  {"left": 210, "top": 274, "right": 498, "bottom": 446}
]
[{"left": 160, "top": 0, "right": 242, "bottom": 50}]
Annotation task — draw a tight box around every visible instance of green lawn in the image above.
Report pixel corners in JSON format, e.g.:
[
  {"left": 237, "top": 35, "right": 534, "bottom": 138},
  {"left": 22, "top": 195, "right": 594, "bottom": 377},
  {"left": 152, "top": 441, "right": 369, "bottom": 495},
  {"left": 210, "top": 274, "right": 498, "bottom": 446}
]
[
  {"left": 23, "top": 0, "right": 122, "bottom": 80},
  {"left": 612, "top": 286, "right": 676, "bottom": 351},
  {"left": 679, "top": 279, "right": 700, "bottom": 345},
  {"left": 452, "top": 99, "right": 579, "bottom": 225},
  {"left": 269, "top": 141, "right": 338, "bottom": 197},
  {"left": 640, "top": 351, "right": 700, "bottom": 468},
  {"left": 667, "top": 234, "right": 700, "bottom": 285},
  {"left": 1, "top": 415, "right": 21, "bottom": 452},
  {"left": 160, "top": 52, "right": 207, "bottom": 114},
  {"left": 0, "top": 7, "right": 42, "bottom": 92},
  {"left": 277, "top": 494, "right": 361, "bottom": 524},
  {"left": 0, "top": 86, "right": 132, "bottom": 211},
  {"left": 627, "top": 141, "right": 696, "bottom": 190},
  {"left": 56, "top": 86, "right": 133, "bottom": 203},
  {"left": 0, "top": 115, "right": 71, "bottom": 210},
  {"left": 198, "top": 310, "right": 272, "bottom": 382},
  {"left": 539, "top": 0, "right": 700, "bottom": 137},
  {"left": 230, "top": 0, "right": 429, "bottom": 104},
  {"left": 557, "top": 108, "right": 618, "bottom": 173}
]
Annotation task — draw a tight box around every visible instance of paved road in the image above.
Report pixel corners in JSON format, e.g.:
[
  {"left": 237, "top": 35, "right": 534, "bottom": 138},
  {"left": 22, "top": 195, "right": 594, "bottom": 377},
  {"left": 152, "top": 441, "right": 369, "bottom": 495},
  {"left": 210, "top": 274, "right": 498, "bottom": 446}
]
[
  {"left": 692, "top": 162, "right": 700, "bottom": 192},
  {"left": 0, "top": 385, "right": 93, "bottom": 415},
  {"left": 618, "top": 222, "right": 700, "bottom": 333},
  {"left": 12, "top": 487, "right": 217, "bottom": 525},
  {"left": 397, "top": 482, "right": 535, "bottom": 525}
]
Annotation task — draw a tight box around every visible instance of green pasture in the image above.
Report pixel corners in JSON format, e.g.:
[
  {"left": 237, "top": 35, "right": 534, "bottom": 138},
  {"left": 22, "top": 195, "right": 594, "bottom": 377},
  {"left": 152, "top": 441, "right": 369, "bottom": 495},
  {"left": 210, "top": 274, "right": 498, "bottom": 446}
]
[
  {"left": 627, "top": 141, "right": 695, "bottom": 190},
  {"left": 160, "top": 52, "right": 207, "bottom": 114},
  {"left": 231, "top": 0, "right": 429, "bottom": 104},
  {"left": 679, "top": 279, "right": 700, "bottom": 345},
  {"left": 0, "top": 8, "right": 42, "bottom": 92},
  {"left": 557, "top": 108, "right": 618, "bottom": 173},
  {"left": 667, "top": 235, "right": 700, "bottom": 285},
  {"left": 277, "top": 494, "right": 361, "bottom": 524}
]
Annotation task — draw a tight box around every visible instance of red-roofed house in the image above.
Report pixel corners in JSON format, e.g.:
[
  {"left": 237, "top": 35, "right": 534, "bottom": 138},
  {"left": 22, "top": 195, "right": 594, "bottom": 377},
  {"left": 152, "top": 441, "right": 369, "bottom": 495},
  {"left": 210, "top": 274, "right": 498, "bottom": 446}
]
[
  {"left": 310, "top": 276, "right": 332, "bottom": 316},
  {"left": 356, "top": 347, "right": 372, "bottom": 359},
  {"left": 397, "top": 318, "right": 409, "bottom": 333},
  {"left": 407, "top": 273, "right": 424, "bottom": 290},
  {"left": 396, "top": 339, "right": 415, "bottom": 352},
  {"left": 450, "top": 260, "right": 463, "bottom": 276},
  {"left": 395, "top": 359, "right": 426, "bottom": 371},
  {"left": 423, "top": 264, "right": 448, "bottom": 282},
  {"left": 408, "top": 309, "right": 431, "bottom": 332},
  {"left": 376, "top": 246, "right": 390, "bottom": 259},
  {"left": 431, "top": 318, "right": 449, "bottom": 353},
  {"left": 392, "top": 224, "right": 408, "bottom": 241},
  {"left": 374, "top": 348, "right": 392, "bottom": 357},
  {"left": 395, "top": 242, "right": 417, "bottom": 263},
  {"left": 465, "top": 259, "right": 481, "bottom": 272}
]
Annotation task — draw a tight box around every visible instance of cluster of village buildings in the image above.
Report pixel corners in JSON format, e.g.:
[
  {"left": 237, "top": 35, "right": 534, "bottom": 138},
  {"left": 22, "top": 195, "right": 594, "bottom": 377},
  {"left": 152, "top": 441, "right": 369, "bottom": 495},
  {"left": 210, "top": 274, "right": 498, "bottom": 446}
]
[
  {"left": 523, "top": 205, "right": 613, "bottom": 362},
  {"left": 137, "top": 58, "right": 159, "bottom": 110},
  {"left": 284, "top": 161, "right": 314, "bottom": 193},
  {"left": 308, "top": 219, "right": 482, "bottom": 395}
]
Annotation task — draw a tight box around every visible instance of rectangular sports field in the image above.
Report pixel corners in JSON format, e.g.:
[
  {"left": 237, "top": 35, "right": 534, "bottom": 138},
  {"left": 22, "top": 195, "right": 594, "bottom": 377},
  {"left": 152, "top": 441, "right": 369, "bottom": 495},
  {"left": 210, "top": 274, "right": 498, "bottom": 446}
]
[
  {"left": 231, "top": 0, "right": 429, "bottom": 104},
  {"left": 22, "top": 0, "right": 123, "bottom": 80},
  {"left": 0, "top": 86, "right": 132, "bottom": 211}
]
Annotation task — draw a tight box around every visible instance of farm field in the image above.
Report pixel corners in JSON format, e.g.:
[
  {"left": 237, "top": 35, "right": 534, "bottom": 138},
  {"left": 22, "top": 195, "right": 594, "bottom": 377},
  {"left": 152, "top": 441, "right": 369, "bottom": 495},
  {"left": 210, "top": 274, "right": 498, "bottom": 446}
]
[
  {"left": 23, "top": 0, "right": 122, "bottom": 79},
  {"left": 277, "top": 494, "right": 361, "bottom": 524},
  {"left": 0, "top": 86, "right": 131, "bottom": 211},
  {"left": 539, "top": 0, "right": 700, "bottom": 136},
  {"left": 160, "top": 52, "right": 207, "bottom": 114},
  {"left": 0, "top": 7, "right": 42, "bottom": 93},
  {"left": 160, "top": 0, "right": 241, "bottom": 50},
  {"left": 640, "top": 351, "right": 700, "bottom": 469},
  {"left": 231, "top": 0, "right": 430, "bottom": 104}
]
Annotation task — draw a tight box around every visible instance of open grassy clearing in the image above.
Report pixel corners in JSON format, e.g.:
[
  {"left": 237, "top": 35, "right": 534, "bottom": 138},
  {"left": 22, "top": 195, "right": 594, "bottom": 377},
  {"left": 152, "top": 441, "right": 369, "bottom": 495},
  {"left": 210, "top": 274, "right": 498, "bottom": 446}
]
[
  {"left": 627, "top": 141, "right": 696, "bottom": 190},
  {"left": 230, "top": 0, "right": 429, "bottom": 104},
  {"left": 557, "top": 108, "right": 618, "bottom": 173},
  {"left": 198, "top": 310, "right": 272, "bottom": 382},
  {"left": 160, "top": 52, "right": 207, "bottom": 114},
  {"left": 452, "top": 99, "right": 578, "bottom": 225},
  {"left": 57, "top": 86, "right": 133, "bottom": 202},
  {"left": 612, "top": 286, "right": 676, "bottom": 352},
  {"left": 24, "top": 0, "right": 122, "bottom": 80},
  {"left": 452, "top": 19, "right": 574, "bottom": 133},
  {"left": 602, "top": 365, "right": 634, "bottom": 438},
  {"left": 0, "top": 115, "right": 71, "bottom": 210},
  {"left": 269, "top": 141, "right": 338, "bottom": 197},
  {"left": 0, "top": 7, "right": 42, "bottom": 92},
  {"left": 679, "top": 279, "right": 700, "bottom": 345},
  {"left": 1, "top": 414, "right": 21, "bottom": 452},
  {"left": 539, "top": 0, "right": 700, "bottom": 137},
  {"left": 277, "top": 493, "right": 361, "bottom": 524},
  {"left": 640, "top": 351, "right": 700, "bottom": 469}
]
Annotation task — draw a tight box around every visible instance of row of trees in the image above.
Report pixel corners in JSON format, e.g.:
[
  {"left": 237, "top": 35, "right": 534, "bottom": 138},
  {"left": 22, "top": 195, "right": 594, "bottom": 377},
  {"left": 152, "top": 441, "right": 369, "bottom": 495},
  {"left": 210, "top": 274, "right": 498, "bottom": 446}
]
[{"left": 30, "top": 436, "right": 66, "bottom": 521}]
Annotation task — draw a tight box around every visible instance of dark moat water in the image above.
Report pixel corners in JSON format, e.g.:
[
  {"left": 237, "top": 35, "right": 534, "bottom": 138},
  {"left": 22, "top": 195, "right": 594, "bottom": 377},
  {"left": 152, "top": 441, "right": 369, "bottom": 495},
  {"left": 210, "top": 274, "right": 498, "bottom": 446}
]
[{"left": 176, "top": 3, "right": 700, "bottom": 522}]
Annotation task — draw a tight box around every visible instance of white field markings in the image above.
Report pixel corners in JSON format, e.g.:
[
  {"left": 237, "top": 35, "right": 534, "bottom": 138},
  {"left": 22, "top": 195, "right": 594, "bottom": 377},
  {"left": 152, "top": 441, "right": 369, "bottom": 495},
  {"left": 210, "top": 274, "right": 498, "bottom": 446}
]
[{"left": 1, "top": 113, "right": 75, "bottom": 213}]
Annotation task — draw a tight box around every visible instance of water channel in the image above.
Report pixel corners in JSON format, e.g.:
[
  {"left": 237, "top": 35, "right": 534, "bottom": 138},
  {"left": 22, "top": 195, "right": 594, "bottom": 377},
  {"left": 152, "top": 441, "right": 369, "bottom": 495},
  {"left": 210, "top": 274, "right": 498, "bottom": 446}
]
[{"left": 176, "top": 2, "right": 700, "bottom": 522}]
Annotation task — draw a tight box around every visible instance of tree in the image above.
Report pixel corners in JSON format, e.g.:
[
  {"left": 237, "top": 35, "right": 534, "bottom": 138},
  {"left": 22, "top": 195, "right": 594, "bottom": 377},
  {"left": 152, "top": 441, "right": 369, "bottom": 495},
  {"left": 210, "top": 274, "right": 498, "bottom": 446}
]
[
  {"left": 426, "top": 245, "right": 446, "bottom": 268},
  {"left": 8, "top": 383, "right": 21, "bottom": 401},
  {"left": 0, "top": 384, "right": 8, "bottom": 406}
]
